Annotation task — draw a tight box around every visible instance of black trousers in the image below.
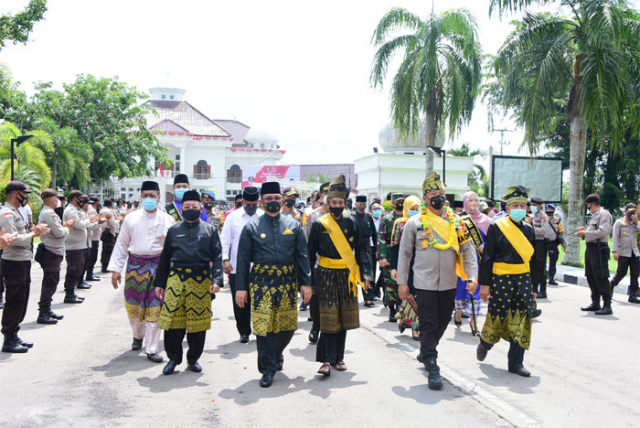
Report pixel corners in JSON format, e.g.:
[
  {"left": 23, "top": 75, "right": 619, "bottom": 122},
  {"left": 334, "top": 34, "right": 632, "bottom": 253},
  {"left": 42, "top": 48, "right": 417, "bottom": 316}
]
[
  {"left": 611, "top": 253, "right": 640, "bottom": 295},
  {"left": 416, "top": 288, "right": 456, "bottom": 360},
  {"left": 228, "top": 274, "right": 252, "bottom": 336},
  {"left": 1, "top": 259, "right": 31, "bottom": 337},
  {"left": 38, "top": 249, "right": 64, "bottom": 309},
  {"left": 164, "top": 329, "right": 206, "bottom": 364},
  {"left": 256, "top": 330, "right": 295, "bottom": 375},
  {"left": 585, "top": 245, "right": 612, "bottom": 302},
  {"left": 362, "top": 247, "right": 377, "bottom": 301},
  {"left": 534, "top": 240, "right": 547, "bottom": 291},
  {"left": 309, "top": 267, "right": 320, "bottom": 332},
  {"left": 64, "top": 249, "right": 86, "bottom": 292},
  {"left": 548, "top": 243, "right": 559, "bottom": 277},
  {"left": 481, "top": 338, "right": 526, "bottom": 372},
  {"left": 86, "top": 240, "right": 99, "bottom": 275},
  {"left": 316, "top": 330, "right": 347, "bottom": 364}
]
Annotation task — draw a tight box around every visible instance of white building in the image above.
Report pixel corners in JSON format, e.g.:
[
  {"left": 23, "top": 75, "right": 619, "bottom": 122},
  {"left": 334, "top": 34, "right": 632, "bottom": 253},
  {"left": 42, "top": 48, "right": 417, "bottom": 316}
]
[
  {"left": 110, "top": 87, "right": 285, "bottom": 205},
  {"left": 354, "top": 124, "right": 474, "bottom": 201}
]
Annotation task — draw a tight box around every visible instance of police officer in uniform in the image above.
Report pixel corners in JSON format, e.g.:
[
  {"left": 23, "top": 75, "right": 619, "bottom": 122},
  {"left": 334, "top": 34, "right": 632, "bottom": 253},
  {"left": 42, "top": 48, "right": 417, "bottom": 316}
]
[
  {"left": 0, "top": 181, "right": 50, "bottom": 353},
  {"left": 578, "top": 194, "right": 614, "bottom": 315},
  {"left": 611, "top": 203, "right": 640, "bottom": 303},
  {"left": 165, "top": 174, "right": 207, "bottom": 223},
  {"left": 545, "top": 204, "right": 567, "bottom": 285}
]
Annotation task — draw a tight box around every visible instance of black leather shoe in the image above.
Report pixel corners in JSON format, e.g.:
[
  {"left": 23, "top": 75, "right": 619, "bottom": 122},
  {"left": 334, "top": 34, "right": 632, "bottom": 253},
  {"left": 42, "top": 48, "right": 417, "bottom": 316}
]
[
  {"left": 188, "top": 361, "right": 202, "bottom": 372},
  {"left": 260, "top": 374, "right": 273, "bottom": 388},
  {"left": 239, "top": 334, "right": 250, "bottom": 344},
  {"left": 581, "top": 302, "right": 601, "bottom": 311},
  {"left": 595, "top": 305, "right": 613, "bottom": 315},
  {"left": 131, "top": 338, "right": 143, "bottom": 351},
  {"left": 277, "top": 359, "right": 284, "bottom": 371},
  {"left": 476, "top": 343, "right": 488, "bottom": 361},
  {"left": 86, "top": 275, "right": 100, "bottom": 282},
  {"left": 76, "top": 282, "right": 92, "bottom": 290},
  {"left": 49, "top": 310, "right": 64, "bottom": 320},
  {"left": 532, "top": 309, "right": 542, "bottom": 318},
  {"left": 37, "top": 311, "right": 58, "bottom": 325},
  {"left": 309, "top": 330, "right": 319, "bottom": 343},
  {"left": 147, "top": 353, "right": 163, "bottom": 363},
  {"left": 64, "top": 294, "right": 84, "bottom": 304},
  {"left": 2, "top": 337, "right": 28, "bottom": 353},
  {"left": 163, "top": 360, "right": 178, "bottom": 375},
  {"left": 509, "top": 367, "right": 531, "bottom": 377},
  {"left": 629, "top": 295, "right": 640, "bottom": 304},
  {"left": 426, "top": 359, "right": 443, "bottom": 390}
]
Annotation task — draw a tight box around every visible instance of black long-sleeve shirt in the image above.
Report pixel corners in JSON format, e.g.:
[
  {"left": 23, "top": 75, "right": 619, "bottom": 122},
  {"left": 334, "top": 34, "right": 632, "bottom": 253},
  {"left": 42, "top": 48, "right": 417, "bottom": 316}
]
[
  {"left": 479, "top": 217, "right": 538, "bottom": 288},
  {"left": 235, "top": 213, "right": 312, "bottom": 292},
  {"left": 307, "top": 213, "right": 373, "bottom": 283},
  {"left": 155, "top": 220, "right": 223, "bottom": 289}
]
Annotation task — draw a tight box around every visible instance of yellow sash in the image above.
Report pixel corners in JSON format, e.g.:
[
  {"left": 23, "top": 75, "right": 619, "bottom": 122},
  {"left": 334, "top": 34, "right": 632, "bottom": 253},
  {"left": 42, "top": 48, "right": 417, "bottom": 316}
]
[
  {"left": 318, "top": 213, "right": 363, "bottom": 297},
  {"left": 424, "top": 209, "right": 470, "bottom": 280},
  {"left": 494, "top": 216, "right": 534, "bottom": 274}
]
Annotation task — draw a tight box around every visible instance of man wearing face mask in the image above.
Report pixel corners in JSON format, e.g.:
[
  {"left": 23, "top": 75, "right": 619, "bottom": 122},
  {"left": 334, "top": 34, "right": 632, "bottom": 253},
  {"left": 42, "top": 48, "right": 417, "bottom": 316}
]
[
  {"left": 201, "top": 190, "right": 224, "bottom": 232},
  {"left": 0, "top": 181, "right": 50, "bottom": 353},
  {"left": 37, "top": 190, "right": 76, "bottom": 325},
  {"left": 476, "top": 185, "right": 537, "bottom": 378},
  {"left": 353, "top": 195, "right": 377, "bottom": 306},
  {"left": 235, "top": 182, "right": 312, "bottom": 387},
  {"left": 530, "top": 196, "right": 553, "bottom": 299},
  {"left": 62, "top": 191, "right": 98, "bottom": 304},
  {"left": 378, "top": 193, "right": 406, "bottom": 322},
  {"left": 611, "top": 203, "right": 640, "bottom": 304},
  {"left": 108, "top": 181, "right": 175, "bottom": 363},
  {"left": 155, "top": 191, "right": 223, "bottom": 375},
  {"left": 225, "top": 194, "right": 244, "bottom": 220},
  {"left": 577, "top": 194, "right": 614, "bottom": 315},
  {"left": 397, "top": 173, "right": 478, "bottom": 389},
  {"left": 165, "top": 174, "right": 208, "bottom": 223},
  {"left": 220, "top": 186, "right": 263, "bottom": 343},
  {"left": 307, "top": 175, "right": 372, "bottom": 377}
]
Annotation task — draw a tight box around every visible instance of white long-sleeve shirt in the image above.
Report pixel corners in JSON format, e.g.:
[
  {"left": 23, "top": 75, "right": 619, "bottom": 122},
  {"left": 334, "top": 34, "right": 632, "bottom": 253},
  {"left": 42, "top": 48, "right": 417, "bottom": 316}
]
[
  {"left": 219, "top": 207, "right": 263, "bottom": 274},
  {"left": 107, "top": 208, "right": 175, "bottom": 273}
]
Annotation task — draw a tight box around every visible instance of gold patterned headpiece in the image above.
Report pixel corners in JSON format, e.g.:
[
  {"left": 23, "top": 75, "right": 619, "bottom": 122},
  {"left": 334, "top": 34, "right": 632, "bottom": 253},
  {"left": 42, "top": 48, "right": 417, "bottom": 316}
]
[
  {"left": 422, "top": 172, "right": 445, "bottom": 194},
  {"left": 327, "top": 175, "right": 350, "bottom": 200},
  {"left": 503, "top": 185, "right": 529, "bottom": 205}
]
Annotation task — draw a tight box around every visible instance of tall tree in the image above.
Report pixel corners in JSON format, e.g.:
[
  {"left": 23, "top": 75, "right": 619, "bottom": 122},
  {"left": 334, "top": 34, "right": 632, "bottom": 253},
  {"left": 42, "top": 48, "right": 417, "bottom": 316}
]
[
  {"left": 487, "top": 0, "right": 640, "bottom": 266},
  {"left": 370, "top": 7, "right": 483, "bottom": 175},
  {"left": 0, "top": 0, "right": 48, "bottom": 51}
]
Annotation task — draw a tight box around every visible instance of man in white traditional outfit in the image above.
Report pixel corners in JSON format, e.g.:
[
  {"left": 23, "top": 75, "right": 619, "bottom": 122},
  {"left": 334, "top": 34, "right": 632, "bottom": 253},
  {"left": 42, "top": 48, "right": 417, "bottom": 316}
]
[{"left": 108, "top": 181, "right": 175, "bottom": 363}]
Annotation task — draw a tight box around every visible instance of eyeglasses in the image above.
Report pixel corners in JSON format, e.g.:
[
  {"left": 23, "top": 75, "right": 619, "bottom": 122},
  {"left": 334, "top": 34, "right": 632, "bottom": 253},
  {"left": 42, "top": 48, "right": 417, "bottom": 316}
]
[{"left": 263, "top": 196, "right": 283, "bottom": 202}]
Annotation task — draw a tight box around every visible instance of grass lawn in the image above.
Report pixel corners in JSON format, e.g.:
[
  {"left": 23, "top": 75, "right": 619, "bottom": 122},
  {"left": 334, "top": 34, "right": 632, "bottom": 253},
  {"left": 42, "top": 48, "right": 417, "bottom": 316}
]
[{"left": 557, "top": 237, "right": 617, "bottom": 272}]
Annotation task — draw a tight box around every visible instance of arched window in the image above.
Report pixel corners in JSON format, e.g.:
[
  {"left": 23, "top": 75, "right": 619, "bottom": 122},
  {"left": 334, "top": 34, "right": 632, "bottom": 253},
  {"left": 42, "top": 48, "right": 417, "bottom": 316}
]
[
  {"left": 227, "top": 164, "right": 242, "bottom": 183},
  {"left": 195, "top": 160, "right": 210, "bottom": 179}
]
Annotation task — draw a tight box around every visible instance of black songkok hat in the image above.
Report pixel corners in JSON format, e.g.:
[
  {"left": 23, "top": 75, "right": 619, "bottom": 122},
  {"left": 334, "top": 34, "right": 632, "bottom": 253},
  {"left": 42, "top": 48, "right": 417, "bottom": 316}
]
[
  {"left": 243, "top": 186, "right": 259, "bottom": 202},
  {"left": 355, "top": 195, "right": 367, "bottom": 203},
  {"left": 142, "top": 181, "right": 160, "bottom": 192},
  {"left": 174, "top": 174, "right": 189, "bottom": 186},
  {"left": 181, "top": 190, "right": 201, "bottom": 202},
  {"left": 585, "top": 194, "right": 600, "bottom": 203},
  {"left": 261, "top": 182, "right": 282, "bottom": 195}
]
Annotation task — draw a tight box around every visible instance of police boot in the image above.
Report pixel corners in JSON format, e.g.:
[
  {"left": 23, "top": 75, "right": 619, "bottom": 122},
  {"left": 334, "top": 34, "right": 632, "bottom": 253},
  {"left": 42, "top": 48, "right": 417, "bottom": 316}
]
[
  {"left": 548, "top": 275, "right": 558, "bottom": 285},
  {"left": 64, "top": 291, "right": 84, "bottom": 304},
  {"left": 595, "top": 298, "right": 613, "bottom": 315},
  {"left": 581, "top": 299, "right": 601, "bottom": 312},
  {"left": 426, "top": 358, "right": 443, "bottom": 390},
  {"left": 2, "top": 334, "right": 28, "bottom": 353},
  {"left": 37, "top": 306, "right": 58, "bottom": 325}
]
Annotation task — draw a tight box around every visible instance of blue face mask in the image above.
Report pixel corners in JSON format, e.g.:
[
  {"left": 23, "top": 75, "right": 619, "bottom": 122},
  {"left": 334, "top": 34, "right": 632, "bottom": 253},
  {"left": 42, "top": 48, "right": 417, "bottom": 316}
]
[
  {"left": 372, "top": 209, "right": 382, "bottom": 218},
  {"left": 510, "top": 209, "right": 527, "bottom": 222},
  {"left": 408, "top": 210, "right": 420, "bottom": 217},
  {"left": 175, "top": 188, "right": 188, "bottom": 200},
  {"left": 530, "top": 206, "right": 538, "bottom": 214},
  {"left": 142, "top": 198, "right": 158, "bottom": 211}
]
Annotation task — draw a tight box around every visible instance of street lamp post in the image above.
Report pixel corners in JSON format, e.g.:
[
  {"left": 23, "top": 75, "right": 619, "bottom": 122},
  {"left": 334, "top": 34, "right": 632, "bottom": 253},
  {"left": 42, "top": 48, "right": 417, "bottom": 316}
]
[
  {"left": 427, "top": 146, "right": 446, "bottom": 185},
  {"left": 10, "top": 135, "right": 34, "bottom": 181}
]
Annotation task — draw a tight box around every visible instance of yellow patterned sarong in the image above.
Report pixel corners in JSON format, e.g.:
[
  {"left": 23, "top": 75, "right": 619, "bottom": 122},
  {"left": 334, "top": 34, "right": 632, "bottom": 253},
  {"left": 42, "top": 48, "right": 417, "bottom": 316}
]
[
  {"left": 249, "top": 263, "right": 298, "bottom": 337},
  {"left": 159, "top": 265, "right": 212, "bottom": 333}
]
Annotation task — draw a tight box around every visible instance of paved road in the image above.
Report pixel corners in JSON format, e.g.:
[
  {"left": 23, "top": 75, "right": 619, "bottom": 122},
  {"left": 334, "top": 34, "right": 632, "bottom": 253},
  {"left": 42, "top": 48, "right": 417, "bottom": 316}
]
[{"left": 1, "top": 262, "right": 639, "bottom": 428}]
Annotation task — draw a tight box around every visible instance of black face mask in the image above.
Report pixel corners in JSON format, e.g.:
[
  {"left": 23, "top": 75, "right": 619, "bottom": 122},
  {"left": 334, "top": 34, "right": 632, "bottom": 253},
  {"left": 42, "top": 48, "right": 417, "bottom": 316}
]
[
  {"left": 429, "top": 195, "right": 446, "bottom": 210},
  {"left": 395, "top": 203, "right": 404, "bottom": 212},
  {"left": 265, "top": 201, "right": 282, "bottom": 213},
  {"left": 204, "top": 202, "right": 214, "bottom": 210},
  {"left": 236, "top": 201, "right": 243, "bottom": 209},
  {"left": 182, "top": 209, "right": 201, "bottom": 222},
  {"left": 244, "top": 205, "right": 258, "bottom": 216},
  {"left": 284, "top": 199, "right": 296, "bottom": 208},
  {"left": 330, "top": 206, "right": 344, "bottom": 217}
]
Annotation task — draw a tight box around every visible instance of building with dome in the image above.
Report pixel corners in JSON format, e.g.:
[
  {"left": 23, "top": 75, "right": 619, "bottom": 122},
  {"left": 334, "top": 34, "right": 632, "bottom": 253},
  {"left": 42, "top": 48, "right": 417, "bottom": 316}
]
[{"left": 354, "top": 124, "right": 474, "bottom": 201}]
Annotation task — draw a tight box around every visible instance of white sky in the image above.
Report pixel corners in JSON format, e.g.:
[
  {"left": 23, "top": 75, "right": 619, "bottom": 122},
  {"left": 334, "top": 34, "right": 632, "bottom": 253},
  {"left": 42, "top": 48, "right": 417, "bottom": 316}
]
[{"left": 0, "top": 0, "right": 603, "bottom": 166}]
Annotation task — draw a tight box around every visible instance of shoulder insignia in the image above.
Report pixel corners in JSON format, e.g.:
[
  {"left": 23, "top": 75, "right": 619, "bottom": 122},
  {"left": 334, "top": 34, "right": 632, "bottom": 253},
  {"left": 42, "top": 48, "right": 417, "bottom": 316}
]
[{"left": 283, "top": 228, "right": 294, "bottom": 235}]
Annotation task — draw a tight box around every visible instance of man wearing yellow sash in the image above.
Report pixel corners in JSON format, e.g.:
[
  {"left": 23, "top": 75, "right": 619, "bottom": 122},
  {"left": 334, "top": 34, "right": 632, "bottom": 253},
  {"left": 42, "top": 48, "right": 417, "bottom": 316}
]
[
  {"left": 307, "top": 175, "right": 373, "bottom": 377},
  {"left": 476, "top": 185, "right": 538, "bottom": 377},
  {"left": 397, "top": 172, "right": 478, "bottom": 390}
]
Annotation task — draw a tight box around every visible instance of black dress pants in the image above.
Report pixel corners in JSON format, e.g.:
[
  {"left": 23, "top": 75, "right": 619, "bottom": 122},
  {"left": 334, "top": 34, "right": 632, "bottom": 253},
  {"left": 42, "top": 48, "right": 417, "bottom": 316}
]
[
  {"left": 416, "top": 288, "right": 456, "bottom": 360},
  {"left": 64, "top": 249, "right": 86, "bottom": 292},
  {"left": 611, "top": 253, "right": 639, "bottom": 296},
  {"left": 228, "top": 274, "right": 252, "bottom": 336},
  {"left": 534, "top": 240, "right": 547, "bottom": 292},
  {"left": 164, "top": 329, "right": 206, "bottom": 365},
  {"left": 1, "top": 259, "right": 31, "bottom": 336},
  {"left": 256, "top": 330, "right": 295, "bottom": 375},
  {"left": 585, "top": 245, "right": 612, "bottom": 302},
  {"left": 481, "top": 338, "right": 526, "bottom": 372},
  {"left": 38, "top": 249, "right": 64, "bottom": 309},
  {"left": 316, "top": 330, "right": 347, "bottom": 364}
]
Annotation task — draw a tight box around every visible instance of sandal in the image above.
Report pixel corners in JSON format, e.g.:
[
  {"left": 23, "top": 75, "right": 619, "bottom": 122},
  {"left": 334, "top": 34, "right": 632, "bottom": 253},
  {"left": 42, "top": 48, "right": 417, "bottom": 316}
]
[
  {"left": 334, "top": 361, "right": 347, "bottom": 371},
  {"left": 317, "top": 363, "right": 331, "bottom": 377}
]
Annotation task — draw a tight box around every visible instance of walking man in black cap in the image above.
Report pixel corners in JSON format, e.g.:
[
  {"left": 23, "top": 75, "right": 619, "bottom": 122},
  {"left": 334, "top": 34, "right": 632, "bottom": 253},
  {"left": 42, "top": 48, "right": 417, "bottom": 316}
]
[{"left": 0, "top": 181, "right": 50, "bottom": 352}]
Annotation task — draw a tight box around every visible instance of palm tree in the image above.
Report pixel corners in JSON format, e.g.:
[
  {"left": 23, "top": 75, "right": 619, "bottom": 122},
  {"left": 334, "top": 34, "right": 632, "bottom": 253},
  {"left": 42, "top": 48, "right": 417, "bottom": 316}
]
[
  {"left": 370, "top": 6, "right": 483, "bottom": 174},
  {"left": 488, "top": 0, "right": 640, "bottom": 266},
  {"left": 33, "top": 117, "right": 93, "bottom": 189},
  {"left": 0, "top": 120, "right": 52, "bottom": 192}
]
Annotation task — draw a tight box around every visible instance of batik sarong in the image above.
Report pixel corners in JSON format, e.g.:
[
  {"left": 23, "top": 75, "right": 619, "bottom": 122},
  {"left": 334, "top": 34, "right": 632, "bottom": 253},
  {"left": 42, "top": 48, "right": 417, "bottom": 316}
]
[
  {"left": 317, "top": 266, "right": 359, "bottom": 333},
  {"left": 124, "top": 253, "right": 162, "bottom": 322},
  {"left": 249, "top": 263, "right": 298, "bottom": 336},
  {"left": 159, "top": 263, "right": 212, "bottom": 333}
]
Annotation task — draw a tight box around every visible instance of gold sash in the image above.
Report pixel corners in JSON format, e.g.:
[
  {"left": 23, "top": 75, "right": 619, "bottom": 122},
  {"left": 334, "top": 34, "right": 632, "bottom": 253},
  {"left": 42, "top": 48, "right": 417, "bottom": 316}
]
[
  {"left": 318, "top": 214, "right": 363, "bottom": 297},
  {"left": 424, "top": 209, "right": 471, "bottom": 280},
  {"left": 494, "top": 216, "right": 534, "bottom": 274}
]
